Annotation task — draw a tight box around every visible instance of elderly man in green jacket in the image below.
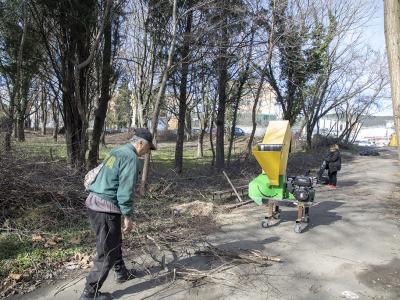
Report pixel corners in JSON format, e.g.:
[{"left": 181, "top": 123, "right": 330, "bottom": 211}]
[{"left": 80, "top": 128, "right": 156, "bottom": 300}]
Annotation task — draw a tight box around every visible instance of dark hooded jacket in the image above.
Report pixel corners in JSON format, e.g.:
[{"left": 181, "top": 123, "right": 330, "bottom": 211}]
[{"left": 325, "top": 149, "right": 341, "bottom": 173}]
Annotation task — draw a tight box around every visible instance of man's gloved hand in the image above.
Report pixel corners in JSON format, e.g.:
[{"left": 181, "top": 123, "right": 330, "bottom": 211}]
[{"left": 123, "top": 217, "right": 133, "bottom": 233}]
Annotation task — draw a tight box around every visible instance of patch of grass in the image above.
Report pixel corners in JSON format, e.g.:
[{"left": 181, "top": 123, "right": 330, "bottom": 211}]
[
  {"left": 0, "top": 233, "right": 91, "bottom": 278},
  {"left": 1, "top": 204, "right": 92, "bottom": 281},
  {"left": 0, "top": 236, "right": 31, "bottom": 261}
]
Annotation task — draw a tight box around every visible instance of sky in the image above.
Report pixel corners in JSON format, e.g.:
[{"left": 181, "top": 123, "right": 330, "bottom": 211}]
[{"left": 363, "top": 0, "right": 393, "bottom": 116}]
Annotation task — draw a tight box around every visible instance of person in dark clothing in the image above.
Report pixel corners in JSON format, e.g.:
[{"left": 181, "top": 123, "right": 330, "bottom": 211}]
[
  {"left": 318, "top": 144, "right": 342, "bottom": 189},
  {"left": 80, "top": 128, "right": 156, "bottom": 300}
]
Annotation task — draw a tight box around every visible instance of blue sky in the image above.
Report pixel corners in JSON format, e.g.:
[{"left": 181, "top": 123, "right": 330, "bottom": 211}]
[{"left": 364, "top": 1, "right": 393, "bottom": 116}]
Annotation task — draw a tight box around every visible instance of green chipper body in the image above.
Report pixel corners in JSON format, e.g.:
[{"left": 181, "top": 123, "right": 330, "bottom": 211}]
[
  {"left": 249, "top": 120, "right": 315, "bottom": 233},
  {"left": 249, "top": 120, "right": 293, "bottom": 205}
]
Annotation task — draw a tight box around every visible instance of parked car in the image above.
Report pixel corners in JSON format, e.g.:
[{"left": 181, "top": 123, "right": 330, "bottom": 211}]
[
  {"left": 191, "top": 128, "right": 202, "bottom": 134},
  {"left": 233, "top": 127, "right": 245, "bottom": 136},
  {"left": 355, "top": 140, "right": 374, "bottom": 146}
]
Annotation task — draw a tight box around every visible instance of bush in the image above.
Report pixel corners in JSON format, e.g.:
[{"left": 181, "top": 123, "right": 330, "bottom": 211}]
[{"left": 311, "top": 134, "right": 339, "bottom": 149}]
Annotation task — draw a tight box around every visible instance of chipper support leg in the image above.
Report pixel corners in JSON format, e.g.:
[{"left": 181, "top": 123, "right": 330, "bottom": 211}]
[{"left": 294, "top": 204, "right": 305, "bottom": 233}]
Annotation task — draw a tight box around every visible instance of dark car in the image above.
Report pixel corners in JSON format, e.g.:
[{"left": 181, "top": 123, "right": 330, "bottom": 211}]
[{"left": 233, "top": 127, "right": 245, "bottom": 136}]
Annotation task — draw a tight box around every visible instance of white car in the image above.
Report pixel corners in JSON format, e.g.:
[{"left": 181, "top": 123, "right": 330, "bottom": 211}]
[{"left": 355, "top": 140, "right": 374, "bottom": 146}]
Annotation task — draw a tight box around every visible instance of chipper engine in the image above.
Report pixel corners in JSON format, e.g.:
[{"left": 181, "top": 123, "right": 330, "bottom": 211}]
[{"left": 248, "top": 120, "right": 315, "bottom": 233}]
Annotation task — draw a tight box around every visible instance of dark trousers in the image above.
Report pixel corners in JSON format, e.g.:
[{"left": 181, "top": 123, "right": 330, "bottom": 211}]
[
  {"left": 317, "top": 160, "right": 327, "bottom": 179},
  {"left": 85, "top": 209, "right": 125, "bottom": 294},
  {"left": 328, "top": 171, "right": 337, "bottom": 186}
]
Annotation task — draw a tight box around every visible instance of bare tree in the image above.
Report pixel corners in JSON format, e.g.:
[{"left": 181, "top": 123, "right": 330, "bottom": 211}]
[
  {"left": 140, "top": 0, "right": 178, "bottom": 194},
  {"left": 88, "top": 4, "right": 115, "bottom": 168},
  {"left": 384, "top": 0, "right": 400, "bottom": 157},
  {"left": 175, "top": 7, "right": 193, "bottom": 173},
  {"left": 30, "top": 0, "right": 113, "bottom": 168}
]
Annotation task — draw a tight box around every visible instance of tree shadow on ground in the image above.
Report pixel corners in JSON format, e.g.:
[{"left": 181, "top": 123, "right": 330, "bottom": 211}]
[
  {"left": 357, "top": 257, "right": 400, "bottom": 298},
  {"left": 112, "top": 237, "right": 280, "bottom": 299},
  {"left": 337, "top": 180, "right": 358, "bottom": 187}
]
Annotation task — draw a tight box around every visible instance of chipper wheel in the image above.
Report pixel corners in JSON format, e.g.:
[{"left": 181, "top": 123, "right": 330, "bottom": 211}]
[
  {"left": 261, "top": 219, "right": 270, "bottom": 228},
  {"left": 294, "top": 222, "right": 302, "bottom": 233}
]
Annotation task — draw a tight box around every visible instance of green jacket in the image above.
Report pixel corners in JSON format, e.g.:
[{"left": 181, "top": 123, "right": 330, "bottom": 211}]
[{"left": 89, "top": 143, "right": 139, "bottom": 216}]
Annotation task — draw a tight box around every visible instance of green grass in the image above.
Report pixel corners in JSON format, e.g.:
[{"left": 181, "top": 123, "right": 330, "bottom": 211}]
[
  {"left": 0, "top": 232, "right": 91, "bottom": 278},
  {"left": 15, "top": 132, "right": 247, "bottom": 170},
  {"left": 15, "top": 138, "right": 67, "bottom": 160},
  {"left": 1, "top": 205, "right": 92, "bottom": 279}
]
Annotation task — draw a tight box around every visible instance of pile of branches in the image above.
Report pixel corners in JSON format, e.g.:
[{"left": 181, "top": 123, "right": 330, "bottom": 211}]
[
  {"left": 0, "top": 153, "right": 87, "bottom": 230},
  {"left": 126, "top": 234, "right": 282, "bottom": 292},
  {"left": 172, "top": 245, "right": 281, "bottom": 283}
]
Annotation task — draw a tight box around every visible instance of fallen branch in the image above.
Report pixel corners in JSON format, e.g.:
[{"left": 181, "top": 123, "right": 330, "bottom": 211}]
[
  {"left": 222, "top": 171, "right": 243, "bottom": 202},
  {"left": 224, "top": 200, "right": 253, "bottom": 210},
  {"left": 160, "top": 182, "right": 174, "bottom": 195},
  {"left": 196, "top": 243, "right": 282, "bottom": 263}
]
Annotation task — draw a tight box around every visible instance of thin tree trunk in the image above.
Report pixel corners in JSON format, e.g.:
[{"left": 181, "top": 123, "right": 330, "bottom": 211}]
[
  {"left": 52, "top": 100, "right": 59, "bottom": 142},
  {"left": 175, "top": 10, "right": 193, "bottom": 173},
  {"left": 215, "top": 16, "right": 228, "bottom": 170},
  {"left": 196, "top": 107, "right": 207, "bottom": 158},
  {"left": 88, "top": 14, "right": 112, "bottom": 168},
  {"left": 384, "top": 0, "right": 400, "bottom": 158},
  {"left": 184, "top": 109, "right": 192, "bottom": 141},
  {"left": 209, "top": 98, "right": 217, "bottom": 166},
  {"left": 197, "top": 128, "right": 206, "bottom": 158},
  {"left": 34, "top": 108, "right": 40, "bottom": 131},
  {"left": 136, "top": 22, "right": 149, "bottom": 128},
  {"left": 140, "top": 0, "right": 177, "bottom": 194},
  {"left": 41, "top": 86, "right": 47, "bottom": 135},
  {"left": 5, "top": 6, "right": 28, "bottom": 150},
  {"left": 246, "top": 1, "right": 275, "bottom": 159},
  {"left": 245, "top": 69, "right": 267, "bottom": 159},
  {"left": 227, "top": 29, "right": 255, "bottom": 166}
]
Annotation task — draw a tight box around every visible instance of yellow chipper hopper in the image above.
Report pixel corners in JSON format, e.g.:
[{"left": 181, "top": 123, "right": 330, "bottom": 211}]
[{"left": 249, "top": 120, "right": 316, "bottom": 233}]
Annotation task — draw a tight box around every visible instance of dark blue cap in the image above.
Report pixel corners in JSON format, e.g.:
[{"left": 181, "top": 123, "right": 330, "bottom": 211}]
[{"left": 131, "top": 128, "right": 156, "bottom": 150}]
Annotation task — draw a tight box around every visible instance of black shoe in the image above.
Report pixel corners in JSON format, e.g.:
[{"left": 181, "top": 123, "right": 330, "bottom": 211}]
[
  {"left": 80, "top": 289, "right": 112, "bottom": 300},
  {"left": 115, "top": 267, "right": 136, "bottom": 283}
]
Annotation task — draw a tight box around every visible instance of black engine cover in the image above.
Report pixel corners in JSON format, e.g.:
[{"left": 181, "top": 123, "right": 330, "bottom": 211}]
[{"left": 294, "top": 176, "right": 313, "bottom": 187}]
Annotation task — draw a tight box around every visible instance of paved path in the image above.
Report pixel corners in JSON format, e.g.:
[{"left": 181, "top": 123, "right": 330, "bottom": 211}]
[{"left": 16, "top": 148, "right": 400, "bottom": 299}]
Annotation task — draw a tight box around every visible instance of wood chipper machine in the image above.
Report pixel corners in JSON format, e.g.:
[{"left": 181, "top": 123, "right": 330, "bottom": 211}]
[{"left": 248, "top": 120, "right": 316, "bottom": 233}]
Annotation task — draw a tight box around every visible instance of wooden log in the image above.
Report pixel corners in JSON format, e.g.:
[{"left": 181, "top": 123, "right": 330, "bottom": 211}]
[{"left": 222, "top": 171, "right": 243, "bottom": 202}]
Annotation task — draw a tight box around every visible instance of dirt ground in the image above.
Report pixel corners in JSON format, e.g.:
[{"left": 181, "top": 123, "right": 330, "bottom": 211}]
[{"left": 14, "top": 147, "right": 400, "bottom": 300}]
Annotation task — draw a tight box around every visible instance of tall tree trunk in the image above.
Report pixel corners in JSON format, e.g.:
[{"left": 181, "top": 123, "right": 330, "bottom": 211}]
[
  {"left": 17, "top": 118, "right": 25, "bottom": 140},
  {"left": 197, "top": 128, "right": 206, "bottom": 158},
  {"left": 3, "top": 90, "right": 16, "bottom": 151},
  {"left": 209, "top": 99, "right": 217, "bottom": 166},
  {"left": 5, "top": 6, "right": 28, "bottom": 150},
  {"left": 136, "top": 31, "right": 149, "bottom": 127},
  {"left": 18, "top": 79, "right": 30, "bottom": 141},
  {"left": 52, "top": 100, "right": 59, "bottom": 142},
  {"left": 384, "top": 0, "right": 400, "bottom": 158},
  {"left": 34, "top": 108, "right": 39, "bottom": 131},
  {"left": 246, "top": 4, "right": 275, "bottom": 159},
  {"left": 17, "top": 83, "right": 27, "bottom": 141},
  {"left": 215, "top": 17, "right": 228, "bottom": 170},
  {"left": 196, "top": 107, "right": 207, "bottom": 158},
  {"left": 175, "top": 10, "right": 193, "bottom": 173},
  {"left": 140, "top": 0, "right": 177, "bottom": 194},
  {"left": 88, "top": 15, "right": 112, "bottom": 169},
  {"left": 41, "top": 86, "right": 47, "bottom": 135},
  {"left": 184, "top": 109, "right": 192, "bottom": 141},
  {"left": 227, "top": 29, "right": 255, "bottom": 165},
  {"left": 306, "top": 122, "right": 313, "bottom": 149}
]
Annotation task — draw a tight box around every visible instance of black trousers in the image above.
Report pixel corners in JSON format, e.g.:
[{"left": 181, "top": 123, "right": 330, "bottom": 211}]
[
  {"left": 328, "top": 171, "right": 337, "bottom": 186},
  {"left": 85, "top": 209, "right": 125, "bottom": 294}
]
